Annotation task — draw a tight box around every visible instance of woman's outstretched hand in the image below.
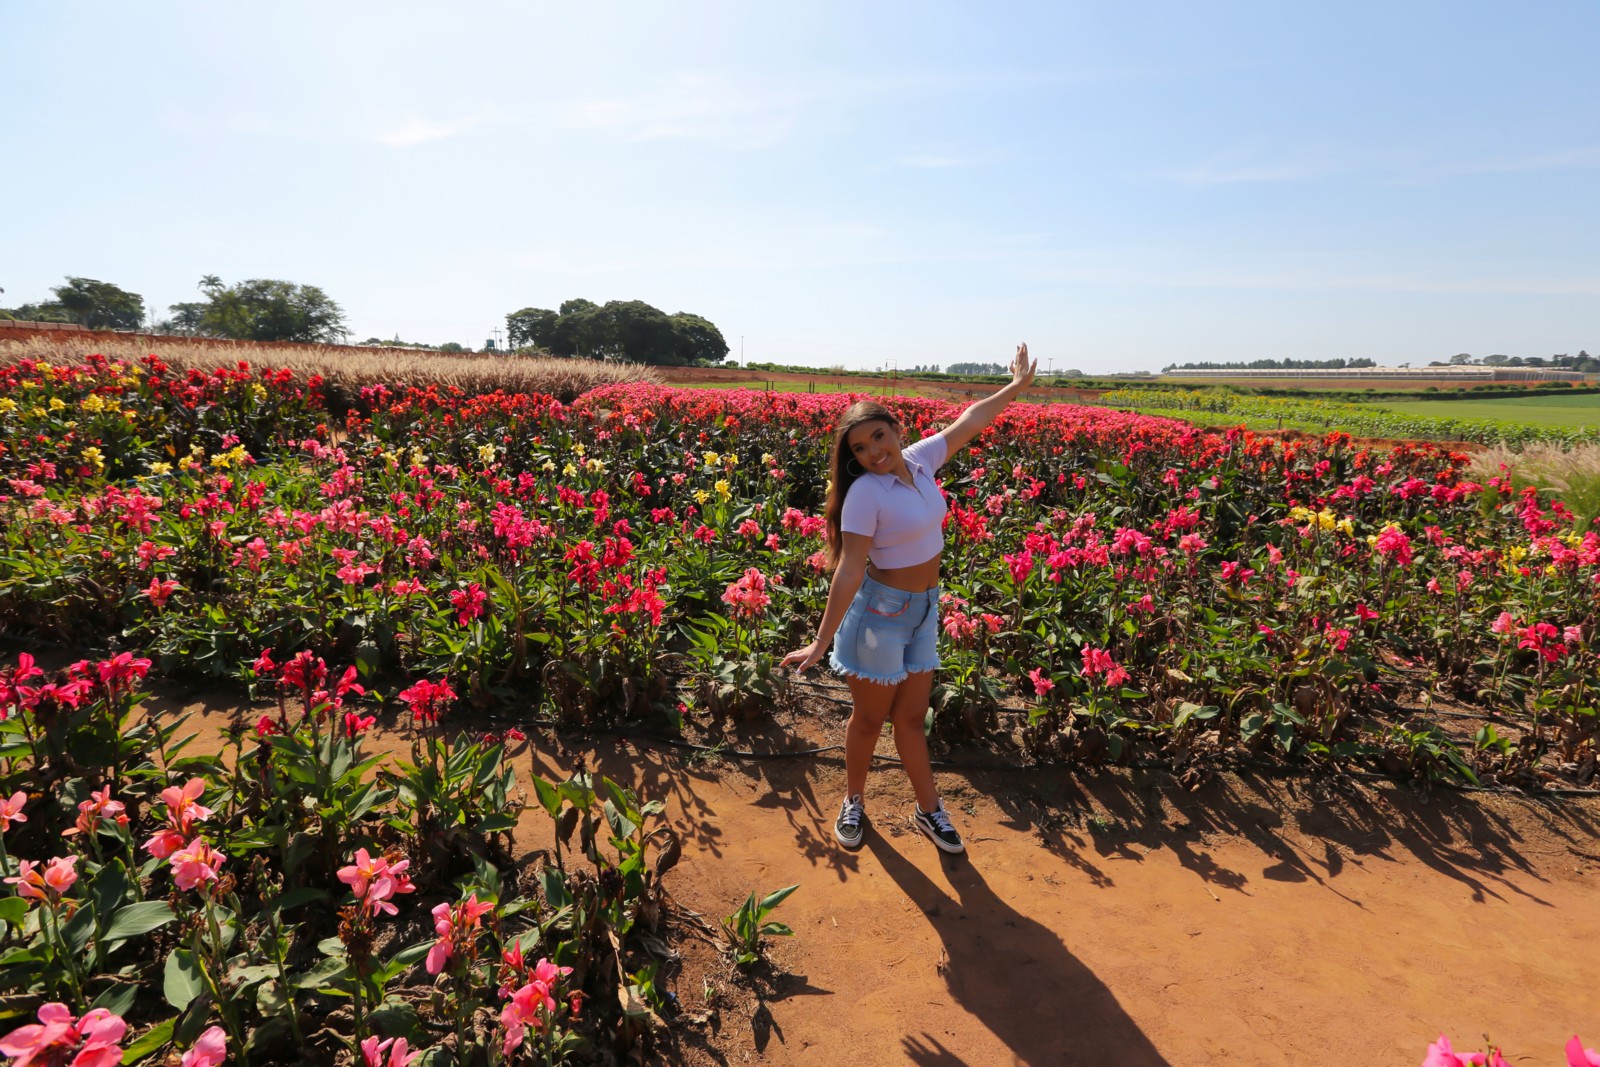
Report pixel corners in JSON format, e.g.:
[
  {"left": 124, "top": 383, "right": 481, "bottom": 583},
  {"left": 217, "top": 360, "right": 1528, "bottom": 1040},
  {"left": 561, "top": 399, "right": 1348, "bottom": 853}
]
[
  {"left": 1011, "top": 343, "right": 1037, "bottom": 389},
  {"left": 780, "top": 640, "right": 827, "bottom": 673}
]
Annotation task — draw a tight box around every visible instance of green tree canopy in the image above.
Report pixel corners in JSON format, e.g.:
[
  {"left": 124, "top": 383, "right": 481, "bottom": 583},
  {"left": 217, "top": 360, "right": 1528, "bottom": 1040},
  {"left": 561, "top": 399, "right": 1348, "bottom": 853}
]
[
  {"left": 191, "top": 277, "right": 349, "bottom": 343},
  {"left": 505, "top": 298, "right": 728, "bottom": 365}
]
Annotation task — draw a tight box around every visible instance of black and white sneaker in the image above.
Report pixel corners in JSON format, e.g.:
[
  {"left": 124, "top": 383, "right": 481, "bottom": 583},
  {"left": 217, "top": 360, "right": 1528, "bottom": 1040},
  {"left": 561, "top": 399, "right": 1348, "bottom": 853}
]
[
  {"left": 912, "top": 801, "right": 965, "bottom": 854},
  {"left": 834, "top": 794, "right": 866, "bottom": 849}
]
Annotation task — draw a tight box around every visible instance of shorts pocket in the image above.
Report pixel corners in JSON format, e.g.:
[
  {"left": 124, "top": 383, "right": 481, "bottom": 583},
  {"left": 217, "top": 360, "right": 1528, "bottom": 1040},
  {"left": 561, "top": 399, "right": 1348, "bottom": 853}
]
[{"left": 864, "top": 594, "right": 910, "bottom": 618}]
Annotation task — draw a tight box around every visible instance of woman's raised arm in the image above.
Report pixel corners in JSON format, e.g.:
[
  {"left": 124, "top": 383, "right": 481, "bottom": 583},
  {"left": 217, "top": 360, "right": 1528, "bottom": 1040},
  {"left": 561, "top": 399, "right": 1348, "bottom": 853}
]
[{"left": 937, "top": 343, "right": 1036, "bottom": 457}]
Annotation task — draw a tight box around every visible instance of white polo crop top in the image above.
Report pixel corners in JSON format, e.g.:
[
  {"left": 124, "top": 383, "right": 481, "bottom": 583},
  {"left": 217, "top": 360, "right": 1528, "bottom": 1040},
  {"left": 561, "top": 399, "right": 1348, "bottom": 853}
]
[{"left": 840, "top": 432, "right": 949, "bottom": 568}]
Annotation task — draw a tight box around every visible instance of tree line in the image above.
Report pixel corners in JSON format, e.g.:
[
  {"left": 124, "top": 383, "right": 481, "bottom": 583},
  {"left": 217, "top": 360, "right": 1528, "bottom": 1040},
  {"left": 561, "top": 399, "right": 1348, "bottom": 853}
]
[
  {"left": 1, "top": 275, "right": 351, "bottom": 344},
  {"left": 505, "top": 299, "right": 728, "bottom": 365}
]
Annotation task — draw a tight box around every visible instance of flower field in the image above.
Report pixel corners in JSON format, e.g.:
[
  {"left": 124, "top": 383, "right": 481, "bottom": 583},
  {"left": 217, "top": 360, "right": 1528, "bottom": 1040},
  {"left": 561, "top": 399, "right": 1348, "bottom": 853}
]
[{"left": 0, "top": 351, "right": 1597, "bottom": 1063}]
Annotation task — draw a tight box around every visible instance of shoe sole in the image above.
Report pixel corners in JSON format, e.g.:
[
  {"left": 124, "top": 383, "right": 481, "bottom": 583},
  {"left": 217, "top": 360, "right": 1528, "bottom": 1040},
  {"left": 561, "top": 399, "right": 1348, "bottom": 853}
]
[
  {"left": 834, "top": 822, "right": 865, "bottom": 850},
  {"left": 912, "top": 815, "right": 966, "bottom": 854}
]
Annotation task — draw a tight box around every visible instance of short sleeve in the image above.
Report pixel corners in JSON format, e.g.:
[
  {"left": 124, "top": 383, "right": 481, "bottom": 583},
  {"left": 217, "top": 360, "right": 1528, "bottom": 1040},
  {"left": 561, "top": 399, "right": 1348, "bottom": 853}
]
[
  {"left": 840, "top": 480, "right": 878, "bottom": 538},
  {"left": 903, "top": 432, "right": 948, "bottom": 473}
]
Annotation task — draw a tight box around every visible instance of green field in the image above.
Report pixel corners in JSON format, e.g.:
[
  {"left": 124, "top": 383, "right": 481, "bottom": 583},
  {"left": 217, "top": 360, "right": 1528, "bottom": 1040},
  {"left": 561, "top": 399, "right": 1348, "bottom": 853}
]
[{"left": 1378, "top": 393, "right": 1600, "bottom": 428}]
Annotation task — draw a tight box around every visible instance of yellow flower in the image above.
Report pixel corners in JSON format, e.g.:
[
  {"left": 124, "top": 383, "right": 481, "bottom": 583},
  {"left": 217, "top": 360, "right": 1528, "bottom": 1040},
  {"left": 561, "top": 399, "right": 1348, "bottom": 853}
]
[
  {"left": 1335, "top": 518, "right": 1354, "bottom": 537},
  {"left": 1315, "top": 509, "right": 1336, "bottom": 532},
  {"left": 1288, "top": 506, "right": 1311, "bottom": 522},
  {"left": 761, "top": 453, "right": 775, "bottom": 465},
  {"left": 149, "top": 461, "right": 173, "bottom": 475},
  {"left": 477, "top": 443, "right": 497, "bottom": 464},
  {"left": 693, "top": 489, "right": 710, "bottom": 505},
  {"left": 0, "top": 397, "right": 16, "bottom": 414},
  {"left": 49, "top": 397, "right": 67, "bottom": 412},
  {"left": 29, "top": 407, "right": 46, "bottom": 419},
  {"left": 381, "top": 450, "right": 399, "bottom": 468},
  {"left": 210, "top": 452, "right": 231, "bottom": 468},
  {"left": 228, "top": 445, "right": 249, "bottom": 466},
  {"left": 80, "top": 394, "right": 106, "bottom": 413},
  {"left": 1365, "top": 534, "right": 1378, "bottom": 548},
  {"left": 725, "top": 454, "right": 739, "bottom": 467},
  {"left": 1545, "top": 564, "right": 1558, "bottom": 576},
  {"left": 562, "top": 462, "right": 579, "bottom": 477},
  {"left": 1508, "top": 544, "right": 1527, "bottom": 562},
  {"left": 410, "top": 448, "right": 428, "bottom": 467},
  {"left": 702, "top": 451, "right": 720, "bottom": 466},
  {"left": 572, "top": 442, "right": 587, "bottom": 457},
  {"left": 35, "top": 362, "right": 53, "bottom": 374},
  {"left": 81, "top": 446, "right": 106, "bottom": 470},
  {"left": 586, "top": 458, "right": 606, "bottom": 473},
  {"left": 541, "top": 459, "right": 556, "bottom": 472},
  {"left": 251, "top": 383, "right": 267, "bottom": 402},
  {"left": 714, "top": 478, "right": 731, "bottom": 501}
]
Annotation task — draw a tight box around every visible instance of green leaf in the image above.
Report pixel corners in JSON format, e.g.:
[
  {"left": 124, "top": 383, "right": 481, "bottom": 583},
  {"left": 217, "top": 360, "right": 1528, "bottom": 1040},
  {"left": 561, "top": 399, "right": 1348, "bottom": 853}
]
[
  {"left": 268, "top": 887, "right": 327, "bottom": 914},
  {"left": 0, "top": 897, "right": 27, "bottom": 928},
  {"left": 121, "top": 1016, "right": 175, "bottom": 1064},
  {"left": 293, "top": 955, "right": 352, "bottom": 990},
  {"left": 758, "top": 884, "right": 799, "bottom": 913},
  {"left": 476, "top": 812, "right": 517, "bottom": 833},
  {"left": 164, "top": 949, "right": 204, "bottom": 1010},
  {"left": 91, "top": 982, "right": 138, "bottom": 1016},
  {"left": 104, "top": 901, "right": 177, "bottom": 942}
]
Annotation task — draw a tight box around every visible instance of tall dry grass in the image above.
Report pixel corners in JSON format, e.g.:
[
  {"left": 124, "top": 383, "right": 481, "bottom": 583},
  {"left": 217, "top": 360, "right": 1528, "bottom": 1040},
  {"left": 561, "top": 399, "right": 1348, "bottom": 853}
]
[
  {"left": 0, "top": 335, "right": 662, "bottom": 402},
  {"left": 1470, "top": 442, "right": 1600, "bottom": 527}
]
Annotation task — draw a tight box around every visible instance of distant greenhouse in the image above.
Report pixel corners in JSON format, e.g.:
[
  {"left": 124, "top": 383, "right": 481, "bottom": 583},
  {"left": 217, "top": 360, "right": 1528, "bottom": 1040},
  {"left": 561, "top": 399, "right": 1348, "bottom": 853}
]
[{"left": 1163, "top": 366, "right": 1587, "bottom": 383}]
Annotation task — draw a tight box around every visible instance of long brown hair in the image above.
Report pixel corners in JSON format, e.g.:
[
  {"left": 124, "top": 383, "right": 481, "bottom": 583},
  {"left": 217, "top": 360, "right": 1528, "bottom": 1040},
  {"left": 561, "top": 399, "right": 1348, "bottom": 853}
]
[{"left": 822, "top": 400, "right": 900, "bottom": 569}]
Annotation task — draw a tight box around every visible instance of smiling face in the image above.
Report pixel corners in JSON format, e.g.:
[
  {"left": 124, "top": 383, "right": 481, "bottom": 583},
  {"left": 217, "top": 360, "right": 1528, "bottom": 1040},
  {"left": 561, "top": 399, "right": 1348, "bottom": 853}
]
[{"left": 845, "top": 418, "right": 903, "bottom": 475}]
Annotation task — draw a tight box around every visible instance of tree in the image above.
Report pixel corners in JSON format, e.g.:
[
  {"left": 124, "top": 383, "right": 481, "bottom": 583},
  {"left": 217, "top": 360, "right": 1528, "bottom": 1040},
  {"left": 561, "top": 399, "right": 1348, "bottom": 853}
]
[
  {"left": 165, "top": 302, "right": 207, "bottom": 335},
  {"left": 668, "top": 312, "right": 728, "bottom": 364},
  {"left": 193, "top": 277, "right": 349, "bottom": 343},
  {"left": 1449, "top": 353, "right": 1473, "bottom": 365},
  {"left": 48, "top": 277, "right": 146, "bottom": 329},
  {"left": 506, "top": 307, "right": 560, "bottom": 350}
]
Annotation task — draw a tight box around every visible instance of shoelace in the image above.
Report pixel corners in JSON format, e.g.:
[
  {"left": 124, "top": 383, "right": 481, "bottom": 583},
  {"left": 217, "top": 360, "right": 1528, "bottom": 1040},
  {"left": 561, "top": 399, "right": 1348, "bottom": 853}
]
[
  {"left": 923, "top": 805, "right": 955, "bottom": 834},
  {"left": 840, "top": 797, "right": 865, "bottom": 828}
]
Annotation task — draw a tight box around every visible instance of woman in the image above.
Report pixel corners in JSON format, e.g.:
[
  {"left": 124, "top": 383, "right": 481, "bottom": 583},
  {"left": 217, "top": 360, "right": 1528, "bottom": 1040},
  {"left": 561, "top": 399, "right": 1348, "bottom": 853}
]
[{"left": 781, "top": 344, "right": 1036, "bottom": 853}]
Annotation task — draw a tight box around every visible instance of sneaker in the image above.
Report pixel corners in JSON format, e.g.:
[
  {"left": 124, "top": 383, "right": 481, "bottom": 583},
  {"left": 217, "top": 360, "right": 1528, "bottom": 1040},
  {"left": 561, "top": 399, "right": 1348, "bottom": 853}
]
[
  {"left": 834, "top": 794, "right": 866, "bottom": 849},
  {"left": 912, "top": 800, "right": 965, "bottom": 854}
]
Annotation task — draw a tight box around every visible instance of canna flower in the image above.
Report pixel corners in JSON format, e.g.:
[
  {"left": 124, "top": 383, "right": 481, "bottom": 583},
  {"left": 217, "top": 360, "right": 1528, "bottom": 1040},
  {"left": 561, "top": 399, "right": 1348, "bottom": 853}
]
[
  {"left": 360, "top": 1035, "right": 418, "bottom": 1067},
  {"left": 338, "top": 848, "right": 415, "bottom": 917},
  {"left": 398, "top": 678, "right": 456, "bottom": 725},
  {"left": 1027, "top": 668, "right": 1055, "bottom": 697},
  {"left": 169, "top": 838, "right": 226, "bottom": 893},
  {"left": 448, "top": 583, "right": 487, "bottom": 625},
  {"left": 721, "top": 568, "right": 772, "bottom": 619},
  {"left": 0, "top": 1003, "right": 126, "bottom": 1067},
  {"left": 500, "top": 959, "right": 574, "bottom": 1055},
  {"left": 1489, "top": 611, "right": 1516, "bottom": 635},
  {"left": 181, "top": 1026, "right": 227, "bottom": 1067},
  {"left": 0, "top": 790, "right": 26, "bottom": 831},
  {"left": 144, "top": 577, "right": 180, "bottom": 608},
  {"left": 68, "top": 787, "right": 128, "bottom": 837},
  {"left": 1568, "top": 1036, "right": 1600, "bottom": 1067},
  {"left": 1080, "top": 646, "right": 1130, "bottom": 688},
  {"left": 7, "top": 856, "right": 79, "bottom": 901}
]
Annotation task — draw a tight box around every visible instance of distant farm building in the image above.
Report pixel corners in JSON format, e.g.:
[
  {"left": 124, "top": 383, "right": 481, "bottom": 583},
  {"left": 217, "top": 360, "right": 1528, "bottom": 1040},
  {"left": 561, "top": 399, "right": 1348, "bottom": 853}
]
[{"left": 1163, "top": 366, "right": 1587, "bottom": 383}]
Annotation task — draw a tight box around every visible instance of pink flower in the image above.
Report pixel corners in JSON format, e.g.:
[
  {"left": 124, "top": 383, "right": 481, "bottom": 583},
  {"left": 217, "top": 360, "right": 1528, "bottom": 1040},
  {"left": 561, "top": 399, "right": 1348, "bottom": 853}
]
[
  {"left": 68, "top": 787, "right": 128, "bottom": 837},
  {"left": 500, "top": 959, "right": 573, "bottom": 1055},
  {"left": 1080, "top": 646, "right": 1130, "bottom": 688},
  {"left": 360, "top": 1035, "right": 417, "bottom": 1067},
  {"left": 145, "top": 577, "right": 180, "bottom": 608},
  {"left": 181, "top": 1026, "right": 228, "bottom": 1067},
  {"left": 1027, "top": 668, "right": 1055, "bottom": 697},
  {"left": 159, "top": 778, "right": 214, "bottom": 836},
  {"left": 1421, "top": 1034, "right": 1510, "bottom": 1067},
  {"left": 338, "top": 848, "right": 414, "bottom": 916},
  {"left": 1490, "top": 611, "right": 1516, "bottom": 635},
  {"left": 426, "top": 893, "right": 496, "bottom": 975},
  {"left": 720, "top": 568, "right": 772, "bottom": 619},
  {"left": 1568, "top": 1035, "right": 1600, "bottom": 1067},
  {"left": 0, "top": 1003, "right": 126, "bottom": 1067},
  {"left": 6, "top": 856, "right": 77, "bottom": 902},
  {"left": 398, "top": 678, "right": 456, "bottom": 725},
  {"left": 0, "top": 790, "right": 26, "bottom": 832},
  {"left": 1564, "top": 625, "right": 1585, "bottom": 646},
  {"left": 1355, "top": 603, "right": 1379, "bottom": 622},
  {"left": 448, "top": 583, "right": 487, "bottom": 626},
  {"left": 169, "top": 839, "right": 226, "bottom": 893},
  {"left": 1218, "top": 560, "right": 1256, "bottom": 585},
  {"left": 1374, "top": 524, "right": 1414, "bottom": 565}
]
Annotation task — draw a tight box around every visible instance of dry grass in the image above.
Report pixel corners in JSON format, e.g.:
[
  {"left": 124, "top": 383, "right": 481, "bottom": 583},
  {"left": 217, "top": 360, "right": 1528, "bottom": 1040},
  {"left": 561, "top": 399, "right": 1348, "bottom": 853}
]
[
  {"left": 0, "top": 335, "right": 662, "bottom": 401},
  {"left": 1470, "top": 442, "right": 1600, "bottom": 526}
]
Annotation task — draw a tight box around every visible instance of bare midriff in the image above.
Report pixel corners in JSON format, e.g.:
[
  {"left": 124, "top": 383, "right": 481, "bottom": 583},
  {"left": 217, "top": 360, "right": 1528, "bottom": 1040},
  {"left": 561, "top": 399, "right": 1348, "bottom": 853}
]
[{"left": 868, "top": 553, "right": 942, "bottom": 593}]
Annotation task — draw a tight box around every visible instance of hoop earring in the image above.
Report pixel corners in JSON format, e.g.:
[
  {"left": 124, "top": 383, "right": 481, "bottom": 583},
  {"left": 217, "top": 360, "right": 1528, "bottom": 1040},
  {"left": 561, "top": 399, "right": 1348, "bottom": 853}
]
[{"left": 846, "top": 459, "right": 865, "bottom": 477}]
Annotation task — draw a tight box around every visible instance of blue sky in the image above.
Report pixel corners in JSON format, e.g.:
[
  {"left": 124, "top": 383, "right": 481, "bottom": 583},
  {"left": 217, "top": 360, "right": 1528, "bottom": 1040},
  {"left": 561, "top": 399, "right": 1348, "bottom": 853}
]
[{"left": 4, "top": 1, "right": 1597, "bottom": 373}]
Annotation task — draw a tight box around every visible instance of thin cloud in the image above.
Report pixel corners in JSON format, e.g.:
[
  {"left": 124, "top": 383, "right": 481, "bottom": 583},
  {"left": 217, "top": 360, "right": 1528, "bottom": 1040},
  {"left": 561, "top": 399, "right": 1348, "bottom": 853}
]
[
  {"left": 375, "top": 115, "right": 487, "bottom": 148},
  {"left": 897, "top": 153, "right": 976, "bottom": 169}
]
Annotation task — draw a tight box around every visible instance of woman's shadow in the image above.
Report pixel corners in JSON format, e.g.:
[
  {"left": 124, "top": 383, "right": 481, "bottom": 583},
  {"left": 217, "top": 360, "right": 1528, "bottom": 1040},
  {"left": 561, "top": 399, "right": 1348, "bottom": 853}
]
[{"left": 866, "top": 834, "right": 1170, "bottom": 1067}]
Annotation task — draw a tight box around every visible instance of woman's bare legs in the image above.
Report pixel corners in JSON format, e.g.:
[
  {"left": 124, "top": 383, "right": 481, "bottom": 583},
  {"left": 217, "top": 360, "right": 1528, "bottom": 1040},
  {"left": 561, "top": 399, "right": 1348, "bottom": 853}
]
[
  {"left": 844, "top": 671, "right": 938, "bottom": 811},
  {"left": 889, "top": 670, "right": 938, "bottom": 811},
  {"left": 844, "top": 676, "right": 895, "bottom": 799}
]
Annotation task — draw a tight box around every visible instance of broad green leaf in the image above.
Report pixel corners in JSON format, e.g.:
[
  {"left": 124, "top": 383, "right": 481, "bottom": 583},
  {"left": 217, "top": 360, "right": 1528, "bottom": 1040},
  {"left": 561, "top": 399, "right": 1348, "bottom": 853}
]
[
  {"left": 121, "top": 1016, "right": 176, "bottom": 1064},
  {"left": 163, "top": 949, "right": 203, "bottom": 1010}
]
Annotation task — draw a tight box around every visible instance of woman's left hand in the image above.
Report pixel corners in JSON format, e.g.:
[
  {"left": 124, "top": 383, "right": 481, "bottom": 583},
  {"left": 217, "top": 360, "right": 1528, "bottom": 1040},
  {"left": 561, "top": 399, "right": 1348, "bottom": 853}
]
[{"left": 1010, "top": 343, "right": 1037, "bottom": 389}]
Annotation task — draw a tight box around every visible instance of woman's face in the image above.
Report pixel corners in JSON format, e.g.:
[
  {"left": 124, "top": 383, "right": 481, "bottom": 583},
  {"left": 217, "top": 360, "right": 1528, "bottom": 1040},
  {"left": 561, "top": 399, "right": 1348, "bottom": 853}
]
[{"left": 845, "top": 419, "right": 902, "bottom": 475}]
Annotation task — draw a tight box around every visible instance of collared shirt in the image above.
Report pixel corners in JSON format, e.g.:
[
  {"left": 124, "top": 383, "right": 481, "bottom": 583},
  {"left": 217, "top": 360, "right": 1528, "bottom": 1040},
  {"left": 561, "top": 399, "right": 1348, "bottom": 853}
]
[{"left": 840, "top": 433, "right": 949, "bottom": 568}]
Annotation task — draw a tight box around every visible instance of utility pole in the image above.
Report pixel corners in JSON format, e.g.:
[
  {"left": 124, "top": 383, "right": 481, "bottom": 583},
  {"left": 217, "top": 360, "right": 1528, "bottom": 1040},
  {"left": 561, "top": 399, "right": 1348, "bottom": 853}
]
[{"left": 740, "top": 335, "right": 744, "bottom": 367}]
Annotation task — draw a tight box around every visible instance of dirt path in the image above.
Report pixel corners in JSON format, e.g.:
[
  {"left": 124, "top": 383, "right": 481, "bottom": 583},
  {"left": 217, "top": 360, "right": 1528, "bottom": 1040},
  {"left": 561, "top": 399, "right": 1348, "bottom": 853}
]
[{"left": 161, "top": 690, "right": 1599, "bottom": 1065}]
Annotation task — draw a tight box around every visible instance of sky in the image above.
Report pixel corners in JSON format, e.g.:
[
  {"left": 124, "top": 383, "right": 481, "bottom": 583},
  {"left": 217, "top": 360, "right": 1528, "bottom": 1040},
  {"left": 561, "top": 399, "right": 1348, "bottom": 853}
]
[{"left": 3, "top": 1, "right": 1598, "bottom": 374}]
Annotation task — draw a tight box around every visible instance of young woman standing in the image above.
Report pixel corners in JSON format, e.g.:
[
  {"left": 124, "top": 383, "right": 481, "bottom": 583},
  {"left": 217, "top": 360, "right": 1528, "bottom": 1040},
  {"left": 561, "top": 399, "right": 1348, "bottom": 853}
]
[{"left": 781, "top": 344, "right": 1036, "bottom": 853}]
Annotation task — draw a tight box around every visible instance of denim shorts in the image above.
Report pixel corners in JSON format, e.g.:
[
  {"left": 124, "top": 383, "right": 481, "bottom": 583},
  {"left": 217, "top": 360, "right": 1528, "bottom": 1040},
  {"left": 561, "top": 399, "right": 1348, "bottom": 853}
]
[{"left": 829, "top": 574, "right": 941, "bottom": 686}]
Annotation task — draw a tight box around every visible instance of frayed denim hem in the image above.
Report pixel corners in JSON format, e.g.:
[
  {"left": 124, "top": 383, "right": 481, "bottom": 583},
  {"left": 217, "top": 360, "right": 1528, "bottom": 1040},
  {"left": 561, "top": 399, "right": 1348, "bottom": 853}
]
[
  {"left": 903, "top": 657, "right": 942, "bottom": 675},
  {"left": 829, "top": 652, "right": 907, "bottom": 687}
]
